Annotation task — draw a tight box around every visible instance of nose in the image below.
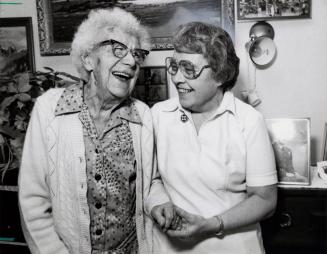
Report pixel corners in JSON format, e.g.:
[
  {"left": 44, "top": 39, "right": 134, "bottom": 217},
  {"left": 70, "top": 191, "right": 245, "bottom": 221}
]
[
  {"left": 171, "top": 67, "right": 185, "bottom": 85},
  {"left": 121, "top": 50, "right": 137, "bottom": 68}
]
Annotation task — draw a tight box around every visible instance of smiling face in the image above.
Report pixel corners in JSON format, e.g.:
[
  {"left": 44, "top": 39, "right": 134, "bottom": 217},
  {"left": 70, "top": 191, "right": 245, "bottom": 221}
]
[
  {"left": 171, "top": 52, "right": 223, "bottom": 113},
  {"left": 86, "top": 29, "right": 141, "bottom": 104}
]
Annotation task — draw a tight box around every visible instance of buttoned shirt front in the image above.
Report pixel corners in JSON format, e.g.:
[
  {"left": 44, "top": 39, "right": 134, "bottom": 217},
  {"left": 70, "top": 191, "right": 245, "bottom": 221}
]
[
  {"left": 150, "top": 91, "right": 277, "bottom": 254},
  {"left": 55, "top": 85, "right": 140, "bottom": 253}
]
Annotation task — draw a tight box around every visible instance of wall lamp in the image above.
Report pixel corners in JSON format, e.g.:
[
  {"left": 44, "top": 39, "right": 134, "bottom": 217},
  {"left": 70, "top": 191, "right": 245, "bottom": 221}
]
[
  {"left": 246, "top": 21, "right": 277, "bottom": 68},
  {"left": 242, "top": 21, "right": 277, "bottom": 107}
]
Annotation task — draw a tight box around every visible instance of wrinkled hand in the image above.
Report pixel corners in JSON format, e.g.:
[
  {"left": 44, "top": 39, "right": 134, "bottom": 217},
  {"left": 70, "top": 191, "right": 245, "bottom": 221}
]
[
  {"left": 151, "top": 202, "right": 181, "bottom": 232},
  {"left": 166, "top": 206, "right": 215, "bottom": 240}
]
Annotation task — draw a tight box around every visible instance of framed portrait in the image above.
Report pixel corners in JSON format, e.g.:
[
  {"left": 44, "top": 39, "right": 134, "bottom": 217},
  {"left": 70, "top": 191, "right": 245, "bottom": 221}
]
[
  {"left": 132, "top": 66, "right": 168, "bottom": 107},
  {"left": 36, "top": 0, "right": 235, "bottom": 55},
  {"left": 0, "top": 17, "right": 35, "bottom": 76},
  {"left": 266, "top": 118, "right": 310, "bottom": 185},
  {"left": 322, "top": 123, "right": 327, "bottom": 161},
  {"left": 237, "top": 0, "right": 311, "bottom": 22}
]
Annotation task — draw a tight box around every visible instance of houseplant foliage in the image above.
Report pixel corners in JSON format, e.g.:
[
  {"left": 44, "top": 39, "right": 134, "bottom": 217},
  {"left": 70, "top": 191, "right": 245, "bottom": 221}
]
[{"left": 0, "top": 68, "right": 80, "bottom": 183}]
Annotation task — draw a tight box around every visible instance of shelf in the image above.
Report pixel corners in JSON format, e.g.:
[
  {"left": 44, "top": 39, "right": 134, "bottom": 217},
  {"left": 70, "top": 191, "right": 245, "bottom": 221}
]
[
  {"left": 0, "top": 240, "right": 27, "bottom": 246},
  {"left": 0, "top": 185, "right": 18, "bottom": 192}
]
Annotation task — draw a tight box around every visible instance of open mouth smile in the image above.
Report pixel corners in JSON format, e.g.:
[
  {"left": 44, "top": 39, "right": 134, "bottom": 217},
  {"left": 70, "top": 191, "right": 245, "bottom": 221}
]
[
  {"left": 177, "top": 87, "right": 193, "bottom": 94},
  {"left": 112, "top": 71, "right": 133, "bottom": 81}
]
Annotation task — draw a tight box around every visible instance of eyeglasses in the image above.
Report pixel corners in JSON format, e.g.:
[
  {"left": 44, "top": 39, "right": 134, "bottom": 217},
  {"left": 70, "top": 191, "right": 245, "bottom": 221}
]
[
  {"left": 97, "top": 39, "right": 149, "bottom": 65},
  {"left": 165, "top": 57, "right": 210, "bottom": 80}
]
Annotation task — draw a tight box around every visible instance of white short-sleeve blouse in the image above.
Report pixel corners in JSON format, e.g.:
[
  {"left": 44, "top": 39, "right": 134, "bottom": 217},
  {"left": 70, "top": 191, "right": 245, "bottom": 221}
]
[{"left": 150, "top": 91, "right": 277, "bottom": 254}]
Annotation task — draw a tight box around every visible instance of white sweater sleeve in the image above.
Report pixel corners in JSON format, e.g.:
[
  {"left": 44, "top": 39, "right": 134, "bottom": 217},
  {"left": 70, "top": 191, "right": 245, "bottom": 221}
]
[
  {"left": 144, "top": 104, "right": 171, "bottom": 215},
  {"left": 18, "top": 100, "right": 69, "bottom": 254}
]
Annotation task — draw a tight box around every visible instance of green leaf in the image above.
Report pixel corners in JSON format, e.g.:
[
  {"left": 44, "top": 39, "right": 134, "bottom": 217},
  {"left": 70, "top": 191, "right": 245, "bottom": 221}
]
[
  {"left": 0, "top": 86, "right": 7, "bottom": 92},
  {"left": 17, "top": 101, "right": 25, "bottom": 110},
  {"left": 16, "top": 93, "right": 32, "bottom": 102},
  {"left": 14, "top": 118, "right": 27, "bottom": 131},
  {"left": 17, "top": 73, "right": 32, "bottom": 92},
  {"left": 43, "top": 67, "right": 54, "bottom": 72},
  {"left": 0, "top": 125, "right": 21, "bottom": 138},
  {"left": 7, "top": 82, "right": 18, "bottom": 93},
  {"left": 0, "top": 110, "right": 9, "bottom": 125},
  {"left": 0, "top": 96, "right": 16, "bottom": 109}
]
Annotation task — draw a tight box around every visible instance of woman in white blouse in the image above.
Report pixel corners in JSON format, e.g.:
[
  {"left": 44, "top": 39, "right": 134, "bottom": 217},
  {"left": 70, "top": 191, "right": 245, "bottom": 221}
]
[{"left": 146, "top": 22, "right": 278, "bottom": 254}]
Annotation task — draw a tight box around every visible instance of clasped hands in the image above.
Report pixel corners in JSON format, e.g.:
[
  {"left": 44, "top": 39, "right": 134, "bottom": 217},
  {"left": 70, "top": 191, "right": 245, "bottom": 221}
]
[{"left": 150, "top": 202, "right": 219, "bottom": 240}]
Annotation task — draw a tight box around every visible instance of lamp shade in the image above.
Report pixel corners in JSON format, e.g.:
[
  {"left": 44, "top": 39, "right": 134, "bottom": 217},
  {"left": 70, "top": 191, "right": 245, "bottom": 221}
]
[
  {"left": 249, "top": 37, "right": 276, "bottom": 66},
  {"left": 247, "top": 21, "right": 276, "bottom": 67},
  {"left": 249, "top": 21, "right": 275, "bottom": 40}
]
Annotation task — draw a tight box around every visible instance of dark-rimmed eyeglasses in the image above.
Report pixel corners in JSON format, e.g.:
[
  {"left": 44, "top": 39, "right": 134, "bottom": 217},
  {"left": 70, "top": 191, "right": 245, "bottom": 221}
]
[
  {"left": 165, "top": 57, "right": 210, "bottom": 80},
  {"left": 97, "top": 39, "right": 149, "bottom": 65}
]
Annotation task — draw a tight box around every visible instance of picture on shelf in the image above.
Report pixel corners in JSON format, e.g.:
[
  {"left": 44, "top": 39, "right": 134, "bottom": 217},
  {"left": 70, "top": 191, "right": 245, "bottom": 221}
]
[
  {"left": 266, "top": 118, "right": 310, "bottom": 185},
  {"left": 0, "top": 17, "right": 35, "bottom": 76},
  {"left": 36, "top": 0, "right": 235, "bottom": 55},
  {"left": 237, "top": 0, "right": 311, "bottom": 21},
  {"left": 322, "top": 122, "right": 327, "bottom": 161},
  {"left": 132, "top": 66, "right": 168, "bottom": 107}
]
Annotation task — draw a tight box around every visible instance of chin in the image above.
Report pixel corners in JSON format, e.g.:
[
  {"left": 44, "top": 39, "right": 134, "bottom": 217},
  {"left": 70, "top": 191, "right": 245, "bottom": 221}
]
[{"left": 179, "top": 98, "right": 194, "bottom": 111}]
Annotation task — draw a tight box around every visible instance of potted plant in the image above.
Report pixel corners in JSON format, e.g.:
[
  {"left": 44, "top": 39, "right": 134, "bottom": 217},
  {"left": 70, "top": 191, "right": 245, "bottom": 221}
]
[{"left": 0, "top": 68, "right": 80, "bottom": 184}]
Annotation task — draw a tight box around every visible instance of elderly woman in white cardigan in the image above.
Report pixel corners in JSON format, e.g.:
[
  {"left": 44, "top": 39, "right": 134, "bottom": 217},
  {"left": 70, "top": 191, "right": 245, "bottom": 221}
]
[{"left": 18, "top": 8, "right": 158, "bottom": 254}]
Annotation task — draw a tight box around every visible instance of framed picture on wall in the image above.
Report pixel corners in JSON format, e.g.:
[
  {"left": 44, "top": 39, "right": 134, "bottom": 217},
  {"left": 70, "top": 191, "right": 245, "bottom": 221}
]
[
  {"left": 322, "top": 123, "right": 327, "bottom": 161},
  {"left": 266, "top": 118, "right": 311, "bottom": 185},
  {"left": 36, "top": 0, "right": 235, "bottom": 55},
  {"left": 0, "top": 17, "right": 35, "bottom": 77},
  {"left": 132, "top": 66, "right": 168, "bottom": 107},
  {"left": 237, "top": 0, "right": 311, "bottom": 21}
]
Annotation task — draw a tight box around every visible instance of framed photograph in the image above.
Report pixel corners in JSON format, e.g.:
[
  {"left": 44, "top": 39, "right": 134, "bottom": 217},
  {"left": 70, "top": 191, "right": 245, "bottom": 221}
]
[
  {"left": 266, "top": 118, "right": 310, "bottom": 185},
  {"left": 0, "top": 17, "right": 35, "bottom": 76},
  {"left": 237, "top": 0, "right": 311, "bottom": 21},
  {"left": 36, "top": 0, "right": 235, "bottom": 55},
  {"left": 132, "top": 66, "right": 168, "bottom": 107},
  {"left": 322, "top": 123, "right": 327, "bottom": 161}
]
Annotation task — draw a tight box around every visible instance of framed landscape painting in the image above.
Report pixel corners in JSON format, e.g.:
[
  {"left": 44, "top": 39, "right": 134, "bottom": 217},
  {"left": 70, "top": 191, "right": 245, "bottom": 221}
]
[
  {"left": 237, "top": 0, "right": 311, "bottom": 21},
  {"left": 36, "top": 0, "right": 235, "bottom": 55},
  {"left": 266, "top": 118, "right": 310, "bottom": 185},
  {"left": 0, "top": 17, "right": 35, "bottom": 77}
]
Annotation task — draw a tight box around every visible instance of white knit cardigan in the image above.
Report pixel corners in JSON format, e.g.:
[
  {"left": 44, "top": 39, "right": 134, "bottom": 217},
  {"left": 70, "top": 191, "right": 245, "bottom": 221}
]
[{"left": 18, "top": 88, "right": 164, "bottom": 254}]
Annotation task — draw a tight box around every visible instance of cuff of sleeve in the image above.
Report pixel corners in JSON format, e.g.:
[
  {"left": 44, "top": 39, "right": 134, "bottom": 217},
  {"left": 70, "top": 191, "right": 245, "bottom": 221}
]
[
  {"left": 145, "top": 185, "right": 170, "bottom": 216},
  {"left": 247, "top": 171, "right": 278, "bottom": 186}
]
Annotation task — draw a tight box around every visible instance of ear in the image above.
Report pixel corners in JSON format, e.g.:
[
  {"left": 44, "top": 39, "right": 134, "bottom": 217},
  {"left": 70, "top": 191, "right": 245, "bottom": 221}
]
[{"left": 81, "top": 53, "right": 95, "bottom": 72}]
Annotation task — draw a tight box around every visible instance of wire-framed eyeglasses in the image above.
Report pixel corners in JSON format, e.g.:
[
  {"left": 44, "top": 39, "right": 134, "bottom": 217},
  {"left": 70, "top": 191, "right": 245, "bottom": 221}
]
[
  {"left": 97, "top": 39, "right": 149, "bottom": 65},
  {"left": 165, "top": 57, "right": 210, "bottom": 80}
]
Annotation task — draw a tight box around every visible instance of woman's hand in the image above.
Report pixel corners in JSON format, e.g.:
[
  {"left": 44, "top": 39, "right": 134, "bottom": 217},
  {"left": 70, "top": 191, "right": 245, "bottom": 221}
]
[
  {"left": 151, "top": 202, "right": 180, "bottom": 232},
  {"left": 166, "top": 206, "right": 218, "bottom": 240}
]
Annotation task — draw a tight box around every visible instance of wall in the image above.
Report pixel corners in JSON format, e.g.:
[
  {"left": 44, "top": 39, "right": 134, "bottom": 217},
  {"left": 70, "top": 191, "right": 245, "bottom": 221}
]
[
  {"left": 235, "top": 1, "right": 327, "bottom": 164},
  {"left": 1, "top": 1, "right": 327, "bottom": 163}
]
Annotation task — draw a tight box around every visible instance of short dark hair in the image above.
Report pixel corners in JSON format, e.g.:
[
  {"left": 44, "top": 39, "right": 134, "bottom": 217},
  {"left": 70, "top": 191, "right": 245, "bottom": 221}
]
[{"left": 172, "top": 22, "right": 239, "bottom": 91}]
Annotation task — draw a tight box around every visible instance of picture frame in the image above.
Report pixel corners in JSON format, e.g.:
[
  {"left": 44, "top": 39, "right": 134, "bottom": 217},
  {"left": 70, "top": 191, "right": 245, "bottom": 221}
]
[
  {"left": 132, "top": 66, "right": 168, "bottom": 107},
  {"left": 0, "top": 17, "right": 35, "bottom": 76},
  {"left": 237, "top": 0, "right": 311, "bottom": 22},
  {"left": 36, "top": 0, "right": 235, "bottom": 55},
  {"left": 322, "top": 123, "right": 327, "bottom": 161},
  {"left": 266, "top": 118, "right": 310, "bottom": 185}
]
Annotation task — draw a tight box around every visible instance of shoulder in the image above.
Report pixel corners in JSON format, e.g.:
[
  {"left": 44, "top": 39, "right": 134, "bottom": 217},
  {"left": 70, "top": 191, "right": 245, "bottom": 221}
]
[
  {"left": 232, "top": 96, "right": 267, "bottom": 135},
  {"left": 35, "top": 88, "right": 65, "bottom": 114},
  {"left": 131, "top": 98, "right": 151, "bottom": 116},
  {"left": 151, "top": 98, "right": 179, "bottom": 116},
  {"left": 234, "top": 96, "right": 264, "bottom": 125}
]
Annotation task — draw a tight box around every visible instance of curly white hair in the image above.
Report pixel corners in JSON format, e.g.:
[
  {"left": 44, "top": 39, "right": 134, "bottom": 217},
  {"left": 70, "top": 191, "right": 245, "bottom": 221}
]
[{"left": 70, "top": 7, "right": 151, "bottom": 80}]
